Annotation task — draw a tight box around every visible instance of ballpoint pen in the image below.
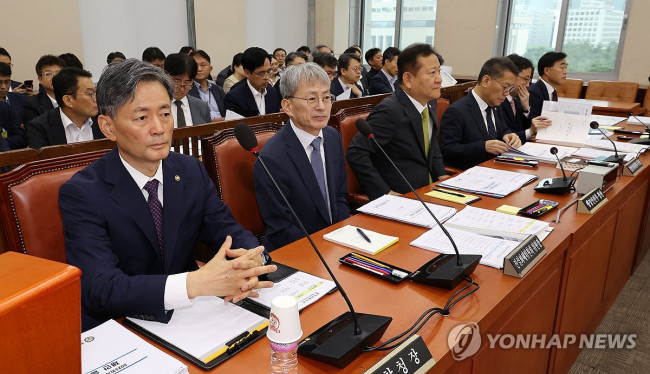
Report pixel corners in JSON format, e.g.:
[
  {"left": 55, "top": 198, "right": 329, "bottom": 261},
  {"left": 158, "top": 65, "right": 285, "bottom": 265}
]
[
  {"left": 432, "top": 188, "right": 466, "bottom": 198},
  {"left": 356, "top": 227, "right": 372, "bottom": 243}
]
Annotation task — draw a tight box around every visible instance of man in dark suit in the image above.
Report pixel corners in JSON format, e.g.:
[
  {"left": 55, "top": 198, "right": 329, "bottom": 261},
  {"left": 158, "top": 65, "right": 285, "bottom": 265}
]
[
  {"left": 528, "top": 51, "right": 567, "bottom": 119},
  {"left": 369, "top": 47, "right": 400, "bottom": 95},
  {"left": 188, "top": 50, "right": 226, "bottom": 119},
  {"left": 273, "top": 52, "right": 307, "bottom": 98},
  {"left": 331, "top": 53, "right": 367, "bottom": 100},
  {"left": 347, "top": 43, "right": 448, "bottom": 200},
  {"left": 0, "top": 62, "right": 28, "bottom": 149},
  {"left": 22, "top": 55, "right": 65, "bottom": 125},
  {"left": 255, "top": 63, "right": 349, "bottom": 251},
  {"left": 0, "top": 101, "right": 17, "bottom": 153},
  {"left": 440, "top": 57, "right": 522, "bottom": 170},
  {"left": 0, "top": 47, "right": 33, "bottom": 96},
  {"left": 59, "top": 59, "right": 276, "bottom": 331},
  {"left": 164, "top": 53, "right": 211, "bottom": 127},
  {"left": 26, "top": 67, "right": 103, "bottom": 149},
  {"left": 364, "top": 48, "right": 383, "bottom": 84},
  {"left": 224, "top": 47, "right": 281, "bottom": 117},
  {"left": 313, "top": 52, "right": 338, "bottom": 83}
]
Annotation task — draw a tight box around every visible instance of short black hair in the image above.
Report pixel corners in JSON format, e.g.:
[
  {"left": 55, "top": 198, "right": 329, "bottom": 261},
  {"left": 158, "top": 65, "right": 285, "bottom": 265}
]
[
  {"left": 537, "top": 51, "right": 567, "bottom": 77},
  {"left": 506, "top": 54, "right": 534, "bottom": 74},
  {"left": 343, "top": 46, "right": 360, "bottom": 55},
  {"left": 179, "top": 46, "right": 194, "bottom": 54},
  {"left": 0, "top": 62, "right": 11, "bottom": 76},
  {"left": 241, "top": 47, "right": 270, "bottom": 73},
  {"left": 0, "top": 47, "right": 10, "bottom": 59},
  {"left": 53, "top": 67, "right": 92, "bottom": 107},
  {"left": 191, "top": 50, "right": 211, "bottom": 63},
  {"left": 312, "top": 52, "right": 338, "bottom": 69},
  {"left": 297, "top": 46, "right": 311, "bottom": 54},
  {"left": 382, "top": 47, "right": 401, "bottom": 65},
  {"left": 231, "top": 53, "right": 244, "bottom": 70},
  {"left": 478, "top": 57, "right": 519, "bottom": 82},
  {"left": 142, "top": 47, "right": 166, "bottom": 62},
  {"left": 285, "top": 52, "right": 307, "bottom": 65},
  {"left": 397, "top": 43, "right": 438, "bottom": 84},
  {"left": 36, "top": 55, "right": 66, "bottom": 75},
  {"left": 273, "top": 48, "right": 286, "bottom": 56},
  {"left": 59, "top": 53, "right": 83, "bottom": 69},
  {"left": 164, "top": 53, "right": 198, "bottom": 79},
  {"left": 337, "top": 53, "right": 361, "bottom": 74},
  {"left": 364, "top": 48, "right": 382, "bottom": 64},
  {"left": 106, "top": 51, "right": 126, "bottom": 65}
]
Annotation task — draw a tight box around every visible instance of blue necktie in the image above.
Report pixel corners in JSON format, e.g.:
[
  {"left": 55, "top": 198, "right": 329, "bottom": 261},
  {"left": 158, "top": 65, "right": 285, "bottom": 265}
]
[
  {"left": 144, "top": 179, "right": 164, "bottom": 261},
  {"left": 310, "top": 138, "right": 328, "bottom": 208},
  {"left": 485, "top": 107, "right": 497, "bottom": 140}
]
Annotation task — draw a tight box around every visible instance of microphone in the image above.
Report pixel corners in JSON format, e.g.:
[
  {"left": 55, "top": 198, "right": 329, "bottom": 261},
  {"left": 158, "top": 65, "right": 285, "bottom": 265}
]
[
  {"left": 626, "top": 110, "right": 650, "bottom": 145},
  {"left": 355, "top": 118, "right": 481, "bottom": 289},
  {"left": 234, "top": 123, "right": 391, "bottom": 368},
  {"left": 533, "top": 146, "right": 576, "bottom": 194},
  {"left": 590, "top": 121, "right": 625, "bottom": 163}
]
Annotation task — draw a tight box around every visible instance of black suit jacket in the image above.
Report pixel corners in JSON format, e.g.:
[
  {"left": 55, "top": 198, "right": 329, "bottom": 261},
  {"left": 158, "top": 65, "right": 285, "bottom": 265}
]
[
  {"left": 188, "top": 83, "right": 226, "bottom": 118},
  {"left": 330, "top": 79, "right": 366, "bottom": 98},
  {"left": 369, "top": 71, "right": 395, "bottom": 95},
  {"left": 223, "top": 80, "right": 281, "bottom": 117},
  {"left": 528, "top": 79, "right": 552, "bottom": 119},
  {"left": 347, "top": 87, "right": 447, "bottom": 200},
  {"left": 4, "top": 93, "right": 27, "bottom": 149},
  {"left": 22, "top": 91, "right": 55, "bottom": 125},
  {"left": 0, "top": 102, "right": 16, "bottom": 152},
  {"left": 26, "top": 107, "right": 104, "bottom": 149},
  {"left": 365, "top": 68, "right": 381, "bottom": 85},
  {"left": 439, "top": 92, "right": 513, "bottom": 170},
  {"left": 499, "top": 96, "right": 531, "bottom": 143}
]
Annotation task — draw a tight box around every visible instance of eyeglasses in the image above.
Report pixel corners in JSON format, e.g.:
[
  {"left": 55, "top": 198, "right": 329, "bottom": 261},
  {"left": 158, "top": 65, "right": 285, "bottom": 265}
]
[
  {"left": 0, "top": 79, "right": 11, "bottom": 88},
  {"left": 40, "top": 70, "right": 62, "bottom": 78},
  {"left": 287, "top": 95, "right": 335, "bottom": 107},
  {"left": 517, "top": 75, "right": 531, "bottom": 83},
  {"left": 252, "top": 69, "right": 274, "bottom": 78},
  {"left": 75, "top": 90, "right": 97, "bottom": 100},
  {"left": 348, "top": 66, "right": 362, "bottom": 73},
  {"left": 173, "top": 78, "right": 193, "bottom": 88},
  {"left": 493, "top": 79, "right": 515, "bottom": 93}
]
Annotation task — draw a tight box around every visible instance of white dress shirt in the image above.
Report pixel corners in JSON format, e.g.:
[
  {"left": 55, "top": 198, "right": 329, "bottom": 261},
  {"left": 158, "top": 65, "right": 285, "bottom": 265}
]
[
  {"left": 247, "top": 80, "right": 267, "bottom": 115},
  {"left": 60, "top": 109, "right": 94, "bottom": 144},
  {"left": 404, "top": 91, "right": 432, "bottom": 142},
  {"left": 171, "top": 95, "right": 194, "bottom": 128}
]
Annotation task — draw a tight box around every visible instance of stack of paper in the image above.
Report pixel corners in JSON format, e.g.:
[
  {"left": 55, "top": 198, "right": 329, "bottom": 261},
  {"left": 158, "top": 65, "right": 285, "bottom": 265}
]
[
  {"left": 357, "top": 194, "right": 457, "bottom": 228},
  {"left": 583, "top": 138, "right": 648, "bottom": 154},
  {"left": 251, "top": 271, "right": 336, "bottom": 310},
  {"left": 627, "top": 115, "right": 650, "bottom": 126},
  {"left": 323, "top": 224, "right": 398, "bottom": 254},
  {"left": 590, "top": 114, "right": 625, "bottom": 128},
  {"left": 571, "top": 147, "right": 636, "bottom": 162},
  {"left": 437, "top": 166, "right": 538, "bottom": 198},
  {"left": 82, "top": 319, "right": 188, "bottom": 374},
  {"left": 501, "top": 142, "right": 577, "bottom": 164},
  {"left": 443, "top": 205, "right": 549, "bottom": 240}
]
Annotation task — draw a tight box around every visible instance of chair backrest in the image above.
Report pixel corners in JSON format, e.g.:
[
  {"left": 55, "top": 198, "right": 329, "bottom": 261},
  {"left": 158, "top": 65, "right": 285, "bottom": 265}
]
[
  {"left": 557, "top": 78, "right": 584, "bottom": 99},
  {"left": 201, "top": 123, "right": 283, "bottom": 237},
  {"left": 643, "top": 89, "right": 650, "bottom": 113},
  {"left": 435, "top": 98, "right": 450, "bottom": 141},
  {"left": 0, "top": 150, "right": 109, "bottom": 262},
  {"left": 585, "top": 80, "right": 639, "bottom": 102},
  {"left": 0, "top": 148, "right": 39, "bottom": 172}
]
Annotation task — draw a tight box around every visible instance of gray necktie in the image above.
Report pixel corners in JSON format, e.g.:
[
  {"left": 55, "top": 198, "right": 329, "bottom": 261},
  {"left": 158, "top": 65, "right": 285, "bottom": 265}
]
[
  {"left": 310, "top": 137, "right": 328, "bottom": 206},
  {"left": 174, "top": 100, "right": 186, "bottom": 128}
]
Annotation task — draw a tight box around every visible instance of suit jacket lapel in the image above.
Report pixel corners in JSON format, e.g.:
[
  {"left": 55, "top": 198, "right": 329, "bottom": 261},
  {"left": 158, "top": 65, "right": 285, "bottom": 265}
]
[
  {"left": 242, "top": 80, "right": 259, "bottom": 114},
  {"left": 161, "top": 156, "right": 183, "bottom": 273},
  {"left": 467, "top": 93, "right": 490, "bottom": 140},
  {"left": 396, "top": 89, "right": 427, "bottom": 160},
  {"left": 211, "top": 85, "right": 225, "bottom": 116},
  {"left": 50, "top": 108, "right": 68, "bottom": 145}
]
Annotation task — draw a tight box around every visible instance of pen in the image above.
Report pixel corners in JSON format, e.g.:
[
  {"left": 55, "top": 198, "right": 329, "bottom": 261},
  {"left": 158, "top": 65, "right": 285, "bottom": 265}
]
[
  {"left": 433, "top": 188, "right": 466, "bottom": 198},
  {"left": 344, "top": 257, "right": 390, "bottom": 275},
  {"left": 532, "top": 206, "right": 552, "bottom": 214},
  {"left": 344, "top": 261, "right": 387, "bottom": 276},
  {"left": 356, "top": 227, "right": 372, "bottom": 243},
  {"left": 203, "top": 321, "right": 269, "bottom": 362},
  {"left": 349, "top": 253, "right": 409, "bottom": 279}
]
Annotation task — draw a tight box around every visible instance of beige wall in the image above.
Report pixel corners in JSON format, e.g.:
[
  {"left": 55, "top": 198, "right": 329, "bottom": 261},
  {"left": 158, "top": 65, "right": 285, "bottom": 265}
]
[
  {"left": 315, "top": 0, "right": 350, "bottom": 54},
  {"left": 1, "top": 0, "right": 84, "bottom": 82},
  {"left": 618, "top": 0, "right": 650, "bottom": 85},
  {"left": 194, "top": 0, "right": 247, "bottom": 71}
]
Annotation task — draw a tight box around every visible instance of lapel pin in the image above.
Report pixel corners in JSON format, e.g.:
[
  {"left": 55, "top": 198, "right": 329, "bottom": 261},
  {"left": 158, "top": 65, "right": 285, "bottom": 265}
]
[{"left": 175, "top": 175, "right": 180, "bottom": 181}]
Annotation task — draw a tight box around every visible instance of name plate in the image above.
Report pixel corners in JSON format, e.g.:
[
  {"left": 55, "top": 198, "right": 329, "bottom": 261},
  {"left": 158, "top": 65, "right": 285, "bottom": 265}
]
[
  {"left": 503, "top": 235, "right": 546, "bottom": 278},
  {"left": 577, "top": 187, "right": 607, "bottom": 214},
  {"left": 365, "top": 335, "right": 435, "bottom": 374},
  {"left": 623, "top": 157, "right": 643, "bottom": 176}
]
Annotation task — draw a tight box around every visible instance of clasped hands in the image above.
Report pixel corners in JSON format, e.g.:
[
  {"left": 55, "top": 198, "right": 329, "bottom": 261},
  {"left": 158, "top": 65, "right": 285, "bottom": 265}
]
[
  {"left": 187, "top": 235, "right": 277, "bottom": 303},
  {"left": 485, "top": 133, "right": 522, "bottom": 155}
]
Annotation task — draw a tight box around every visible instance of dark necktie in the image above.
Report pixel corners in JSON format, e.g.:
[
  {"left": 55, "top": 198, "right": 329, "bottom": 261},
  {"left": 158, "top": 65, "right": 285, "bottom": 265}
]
[
  {"left": 174, "top": 100, "right": 186, "bottom": 128},
  {"left": 552, "top": 90, "right": 558, "bottom": 101},
  {"left": 310, "top": 138, "right": 329, "bottom": 215},
  {"left": 510, "top": 97, "right": 516, "bottom": 116},
  {"left": 144, "top": 179, "right": 164, "bottom": 261},
  {"left": 485, "top": 107, "right": 497, "bottom": 140}
]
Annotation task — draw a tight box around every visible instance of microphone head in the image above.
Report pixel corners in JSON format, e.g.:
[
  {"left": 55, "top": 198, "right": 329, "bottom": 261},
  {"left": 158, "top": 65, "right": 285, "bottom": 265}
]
[
  {"left": 234, "top": 122, "right": 258, "bottom": 152},
  {"left": 589, "top": 121, "right": 599, "bottom": 129},
  {"left": 550, "top": 147, "right": 558, "bottom": 155},
  {"left": 355, "top": 118, "right": 374, "bottom": 138},
  {"left": 627, "top": 110, "right": 634, "bottom": 116}
]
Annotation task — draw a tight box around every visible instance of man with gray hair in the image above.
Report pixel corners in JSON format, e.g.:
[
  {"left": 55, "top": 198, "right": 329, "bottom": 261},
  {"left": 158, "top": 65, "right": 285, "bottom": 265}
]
[
  {"left": 59, "top": 58, "right": 276, "bottom": 331},
  {"left": 254, "top": 62, "right": 349, "bottom": 251}
]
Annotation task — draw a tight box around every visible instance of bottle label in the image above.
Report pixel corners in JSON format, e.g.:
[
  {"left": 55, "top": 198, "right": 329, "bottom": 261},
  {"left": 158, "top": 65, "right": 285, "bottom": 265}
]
[{"left": 270, "top": 341, "right": 298, "bottom": 352}]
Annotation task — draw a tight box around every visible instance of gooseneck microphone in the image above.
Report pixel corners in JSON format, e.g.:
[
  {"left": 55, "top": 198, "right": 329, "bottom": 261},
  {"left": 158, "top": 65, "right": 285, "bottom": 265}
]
[
  {"left": 627, "top": 110, "right": 650, "bottom": 145},
  {"left": 534, "top": 146, "right": 576, "bottom": 194},
  {"left": 590, "top": 121, "right": 625, "bottom": 163},
  {"left": 551, "top": 147, "right": 569, "bottom": 181},
  {"left": 355, "top": 118, "right": 481, "bottom": 289},
  {"left": 234, "top": 123, "right": 391, "bottom": 368}
]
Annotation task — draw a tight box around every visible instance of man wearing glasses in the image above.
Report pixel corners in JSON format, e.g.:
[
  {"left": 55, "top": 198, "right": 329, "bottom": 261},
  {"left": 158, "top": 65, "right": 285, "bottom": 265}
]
[
  {"left": 26, "top": 67, "right": 104, "bottom": 149},
  {"left": 224, "top": 47, "right": 281, "bottom": 117},
  {"left": 331, "top": 53, "right": 367, "bottom": 100},
  {"left": 440, "top": 57, "right": 522, "bottom": 170},
  {"left": 22, "top": 55, "right": 66, "bottom": 124},
  {"left": 163, "top": 53, "right": 211, "bottom": 129},
  {"left": 254, "top": 63, "right": 349, "bottom": 251}
]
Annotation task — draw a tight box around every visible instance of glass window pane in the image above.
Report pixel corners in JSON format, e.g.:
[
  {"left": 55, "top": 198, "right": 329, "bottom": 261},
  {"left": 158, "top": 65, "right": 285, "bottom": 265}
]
[
  {"left": 561, "top": 0, "right": 626, "bottom": 73},
  {"left": 399, "top": 0, "right": 437, "bottom": 48},
  {"left": 505, "top": 0, "right": 563, "bottom": 67},
  {"left": 362, "top": 0, "right": 397, "bottom": 51}
]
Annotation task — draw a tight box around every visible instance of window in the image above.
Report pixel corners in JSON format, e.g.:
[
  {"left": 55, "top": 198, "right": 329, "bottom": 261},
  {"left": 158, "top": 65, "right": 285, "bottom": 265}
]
[
  {"left": 361, "top": 0, "right": 438, "bottom": 52},
  {"left": 500, "top": 0, "right": 629, "bottom": 79}
]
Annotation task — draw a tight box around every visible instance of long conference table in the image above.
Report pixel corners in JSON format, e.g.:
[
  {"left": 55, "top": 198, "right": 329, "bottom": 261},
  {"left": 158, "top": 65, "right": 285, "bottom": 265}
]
[{"left": 142, "top": 124, "right": 650, "bottom": 373}]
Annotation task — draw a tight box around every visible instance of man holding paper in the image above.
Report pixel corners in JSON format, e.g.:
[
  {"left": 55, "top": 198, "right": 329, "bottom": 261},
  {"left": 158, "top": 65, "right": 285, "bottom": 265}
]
[
  {"left": 59, "top": 59, "right": 277, "bottom": 331},
  {"left": 440, "top": 57, "right": 522, "bottom": 170}
]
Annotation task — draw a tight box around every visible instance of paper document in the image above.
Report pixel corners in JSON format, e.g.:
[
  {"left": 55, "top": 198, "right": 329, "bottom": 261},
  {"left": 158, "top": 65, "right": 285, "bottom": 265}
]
[
  {"left": 572, "top": 147, "right": 636, "bottom": 162},
  {"left": 627, "top": 115, "right": 650, "bottom": 126},
  {"left": 252, "top": 271, "right": 336, "bottom": 310},
  {"left": 440, "top": 66, "right": 457, "bottom": 88},
  {"left": 591, "top": 114, "right": 625, "bottom": 127},
  {"left": 437, "top": 166, "right": 537, "bottom": 198},
  {"left": 583, "top": 139, "right": 648, "bottom": 154},
  {"left": 357, "top": 194, "right": 457, "bottom": 228},
  {"left": 536, "top": 110, "right": 592, "bottom": 147},
  {"left": 545, "top": 99, "right": 593, "bottom": 116},
  {"left": 410, "top": 226, "right": 519, "bottom": 269},
  {"left": 127, "top": 296, "right": 267, "bottom": 363},
  {"left": 323, "top": 224, "right": 398, "bottom": 254},
  {"left": 225, "top": 110, "right": 245, "bottom": 120},
  {"left": 502, "top": 142, "right": 577, "bottom": 164},
  {"left": 82, "top": 319, "right": 188, "bottom": 374},
  {"left": 444, "top": 205, "right": 549, "bottom": 240}
]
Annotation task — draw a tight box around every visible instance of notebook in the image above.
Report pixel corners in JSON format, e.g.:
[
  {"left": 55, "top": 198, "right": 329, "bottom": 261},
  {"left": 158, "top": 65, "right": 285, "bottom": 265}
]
[{"left": 323, "top": 225, "right": 399, "bottom": 255}]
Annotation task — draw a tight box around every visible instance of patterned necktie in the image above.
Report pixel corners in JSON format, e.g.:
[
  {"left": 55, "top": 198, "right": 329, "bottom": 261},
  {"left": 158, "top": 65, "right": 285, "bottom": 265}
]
[
  {"left": 421, "top": 107, "right": 430, "bottom": 157},
  {"left": 174, "top": 100, "right": 186, "bottom": 128},
  {"left": 552, "top": 90, "right": 558, "bottom": 101},
  {"left": 310, "top": 138, "right": 328, "bottom": 211},
  {"left": 144, "top": 179, "right": 164, "bottom": 261},
  {"left": 485, "top": 107, "right": 498, "bottom": 140},
  {"left": 510, "top": 97, "right": 516, "bottom": 116}
]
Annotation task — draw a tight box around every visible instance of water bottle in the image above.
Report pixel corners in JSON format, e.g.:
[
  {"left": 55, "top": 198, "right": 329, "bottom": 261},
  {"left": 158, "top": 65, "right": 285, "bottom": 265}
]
[{"left": 270, "top": 340, "right": 298, "bottom": 374}]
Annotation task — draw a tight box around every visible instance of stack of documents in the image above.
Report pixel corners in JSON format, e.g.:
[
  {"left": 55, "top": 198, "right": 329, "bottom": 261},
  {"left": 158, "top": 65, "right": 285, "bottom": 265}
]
[
  {"left": 590, "top": 114, "right": 625, "bottom": 128},
  {"left": 437, "top": 166, "right": 538, "bottom": 198},
  {"left": 627, "top": 116, "right": 650, "bottom": 126},
  {"left": 583, "top": 138, "right": 648, "bottom": 154},
  {"left": 501, "top": 142, "right": 577, "bottom": 164},
  {"left": 82, "top": 319, "right": 188, "bottom": 374},
  {"left": 357, "top": 194, "right": 457, "bottom": 228},
  {"left": 323, "top": 224, "right": 399, "bottom": 254},
  {"left": 444, "top": 205, "right": 549, "bottom": 240},
  {"left": 536, "top": 100, "right": 593, "bottom": 147},
  {"left": 251, "top": 271, "right": 336, "bottom": 310},
  {"left": 571, "top": 147, "right": 637, "bottom": 162}
]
